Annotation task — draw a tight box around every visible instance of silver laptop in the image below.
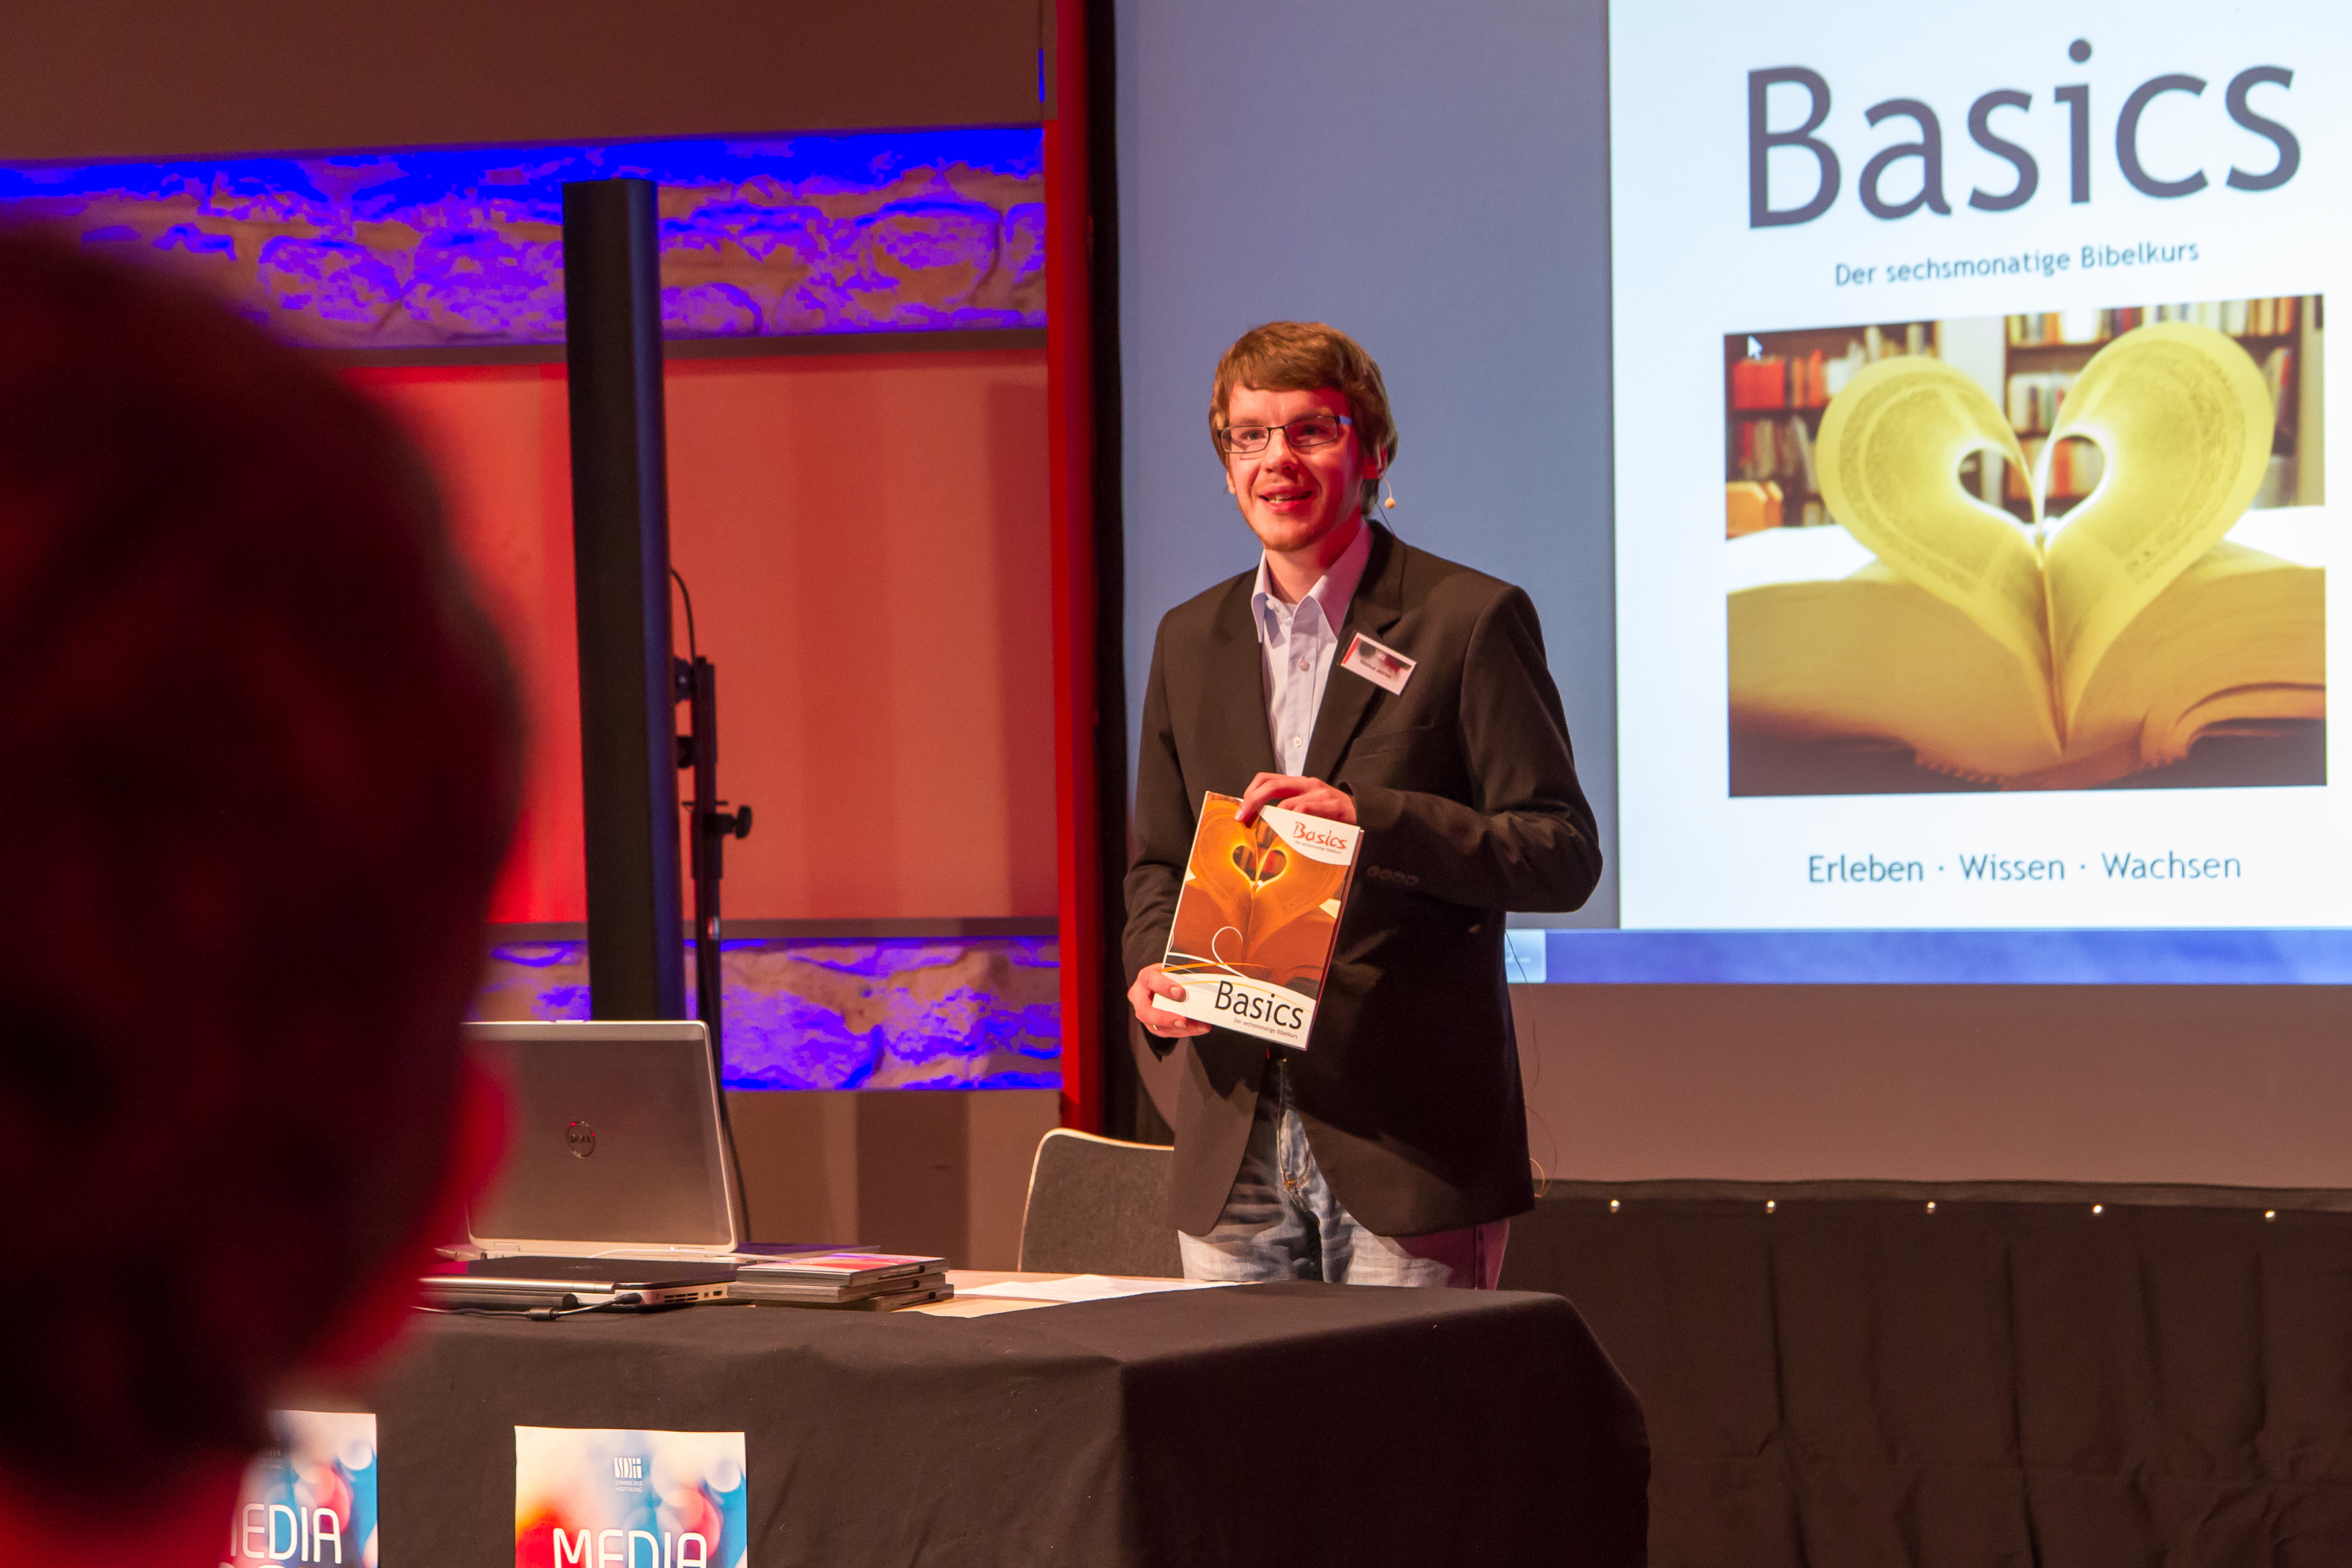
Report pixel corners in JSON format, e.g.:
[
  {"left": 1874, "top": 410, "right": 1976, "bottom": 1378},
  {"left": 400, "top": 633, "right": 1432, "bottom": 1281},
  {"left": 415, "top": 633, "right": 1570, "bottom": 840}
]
[{"left": 458, "top": 1019, "right": 747, "bottom": 1264}]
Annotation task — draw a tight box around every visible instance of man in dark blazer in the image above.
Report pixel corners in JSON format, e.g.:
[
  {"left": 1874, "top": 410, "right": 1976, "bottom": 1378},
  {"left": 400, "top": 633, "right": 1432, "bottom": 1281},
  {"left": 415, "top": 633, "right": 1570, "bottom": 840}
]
[{"left": 1126, "top": 321, "right": 1601, "bottom": 1287}]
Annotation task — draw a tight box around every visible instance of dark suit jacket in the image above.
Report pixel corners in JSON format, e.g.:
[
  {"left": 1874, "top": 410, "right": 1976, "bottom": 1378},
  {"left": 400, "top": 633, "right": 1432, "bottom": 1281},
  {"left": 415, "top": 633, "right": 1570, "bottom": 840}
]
[{"left": 1124, "top": 522, "right": 1601, "bottom": 1237}]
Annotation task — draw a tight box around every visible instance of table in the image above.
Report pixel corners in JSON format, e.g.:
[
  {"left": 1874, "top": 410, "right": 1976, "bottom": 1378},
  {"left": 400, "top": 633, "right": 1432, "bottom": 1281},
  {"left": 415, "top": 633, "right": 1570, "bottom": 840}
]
[{"left": 375, "top": 1276, "right": 1646, "bottom": 1567}]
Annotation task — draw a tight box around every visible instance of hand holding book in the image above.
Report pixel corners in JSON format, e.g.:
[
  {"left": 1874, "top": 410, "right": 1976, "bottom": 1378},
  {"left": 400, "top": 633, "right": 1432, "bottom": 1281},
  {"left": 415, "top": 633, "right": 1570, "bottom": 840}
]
[
  {"left": 1236, "top": 770, "right": 1357, "bottom": 826},
  {"left": 1130, "top": 963, "right": 1209, "bottom": 1039}
]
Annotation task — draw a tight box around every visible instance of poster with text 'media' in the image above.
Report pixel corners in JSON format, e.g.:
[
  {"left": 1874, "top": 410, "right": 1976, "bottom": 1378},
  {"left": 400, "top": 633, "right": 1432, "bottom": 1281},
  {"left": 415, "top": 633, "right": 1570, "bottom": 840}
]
[
  {"left": 1610, "top": 0, "right": 2350, "bottom": 932},
  {"left": 515, "top": 1427, "right": 748, "bottom": 1568},
  {"left": 225, "top": 1410, "right": 378, "bottom": 1568}
]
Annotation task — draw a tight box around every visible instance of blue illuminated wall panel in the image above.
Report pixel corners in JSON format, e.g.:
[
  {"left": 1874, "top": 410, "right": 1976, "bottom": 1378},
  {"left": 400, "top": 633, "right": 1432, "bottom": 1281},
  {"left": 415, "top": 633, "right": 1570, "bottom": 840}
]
[
  {"left": 474, "top": 934, "right": 1060, "bottom": 1091},
  {"left": 0, "top": 130, "right": 1044, "bottom": 349},
  {"left": 1512, "top": 928, "right": 2352, "bottom": 984}
]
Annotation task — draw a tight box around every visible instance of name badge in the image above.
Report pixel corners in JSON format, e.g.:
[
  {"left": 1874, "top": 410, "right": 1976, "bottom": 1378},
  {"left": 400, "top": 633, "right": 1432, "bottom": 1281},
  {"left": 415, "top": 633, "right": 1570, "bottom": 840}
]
[{"left": 1339, "top": 633, "right": 1414, "bottom": 696}]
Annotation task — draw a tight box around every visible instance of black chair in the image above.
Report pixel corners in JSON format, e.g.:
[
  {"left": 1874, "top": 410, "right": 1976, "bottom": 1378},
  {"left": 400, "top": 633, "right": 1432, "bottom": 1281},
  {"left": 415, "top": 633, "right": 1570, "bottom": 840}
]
[{"left": 1016, "top": 1129, "right": 1183, "bottom": 1277}]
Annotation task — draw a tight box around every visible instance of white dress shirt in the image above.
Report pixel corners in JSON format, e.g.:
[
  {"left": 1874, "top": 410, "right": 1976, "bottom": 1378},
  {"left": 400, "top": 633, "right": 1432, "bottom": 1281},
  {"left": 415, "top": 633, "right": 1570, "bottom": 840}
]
[{"left": 1250, "top": 519, "right": 1372, "bottom": 776}]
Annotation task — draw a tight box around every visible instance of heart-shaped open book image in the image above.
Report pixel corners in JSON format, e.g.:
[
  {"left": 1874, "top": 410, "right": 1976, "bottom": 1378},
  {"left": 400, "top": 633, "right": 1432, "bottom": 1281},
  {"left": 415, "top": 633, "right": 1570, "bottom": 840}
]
[
  {"left": 1159, "top": 792, "right": 1360, "bottom": 1049},
  {"left": 1728, "top": 308, "right": 2322, "bottom": 793}
]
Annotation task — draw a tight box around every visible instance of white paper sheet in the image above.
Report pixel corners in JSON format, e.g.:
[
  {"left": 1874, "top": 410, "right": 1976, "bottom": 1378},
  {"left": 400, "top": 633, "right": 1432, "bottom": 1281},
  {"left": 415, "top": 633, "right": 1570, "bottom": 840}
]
[{"left": 955, "top": 1274, "right": 1237, "bottom": 1303}]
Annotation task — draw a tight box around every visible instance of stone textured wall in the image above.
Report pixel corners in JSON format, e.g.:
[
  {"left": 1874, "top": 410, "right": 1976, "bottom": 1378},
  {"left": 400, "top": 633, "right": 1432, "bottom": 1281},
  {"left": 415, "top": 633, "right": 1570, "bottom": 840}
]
[
  {"left": 473, "top": 935, "right": 1060, "bottom": 1091},
  {"left": 0, "top": 130, "right": 1043, "bottom": 349}
]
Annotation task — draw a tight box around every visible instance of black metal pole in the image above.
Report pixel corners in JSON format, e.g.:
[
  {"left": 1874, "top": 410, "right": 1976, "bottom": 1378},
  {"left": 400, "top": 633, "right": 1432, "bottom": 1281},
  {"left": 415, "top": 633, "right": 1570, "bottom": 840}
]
[
  {"left": 686, "top": 654, "right": 724, "bottom": 1052},
  {"left": 563, "top": 178, "right": 685, "bottom": 1022},
  {"left": 675, "top": 646, "right": 752, "bottom": 1232},
  {"left": 680, "top": 655, "right": 754, "bottom": 1048}
]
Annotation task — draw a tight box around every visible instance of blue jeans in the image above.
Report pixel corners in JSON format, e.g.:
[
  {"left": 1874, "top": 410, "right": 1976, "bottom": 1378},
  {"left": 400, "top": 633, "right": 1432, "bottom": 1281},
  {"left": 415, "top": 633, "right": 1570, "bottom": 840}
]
[{"left": 1177, "top": 1061, "right": 1509, "bottom": 1288}]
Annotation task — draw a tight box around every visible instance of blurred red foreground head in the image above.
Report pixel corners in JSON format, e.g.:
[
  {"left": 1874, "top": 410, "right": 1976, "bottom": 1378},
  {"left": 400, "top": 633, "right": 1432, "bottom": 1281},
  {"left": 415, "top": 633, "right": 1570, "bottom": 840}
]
[{"left": 0, "top": 230, "right": 519, "bottom": 1513}]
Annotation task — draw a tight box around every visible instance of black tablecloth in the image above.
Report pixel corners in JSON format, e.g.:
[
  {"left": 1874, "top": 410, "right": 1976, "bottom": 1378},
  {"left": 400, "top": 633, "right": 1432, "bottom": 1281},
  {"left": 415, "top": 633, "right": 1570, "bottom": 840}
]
[
  {"left": 375, "top": 1282, "right": 1647, "bottom": 1567},
  {"left": 1504, "top": 1185, "right": 2352, "bottom": 1567}
]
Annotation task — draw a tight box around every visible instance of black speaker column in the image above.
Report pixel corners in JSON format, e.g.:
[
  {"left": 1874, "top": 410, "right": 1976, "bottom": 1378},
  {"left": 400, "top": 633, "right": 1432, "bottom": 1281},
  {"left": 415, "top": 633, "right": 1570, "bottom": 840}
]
[{"left": 562, "top": 178, "right": 685, "bottom": 1022}]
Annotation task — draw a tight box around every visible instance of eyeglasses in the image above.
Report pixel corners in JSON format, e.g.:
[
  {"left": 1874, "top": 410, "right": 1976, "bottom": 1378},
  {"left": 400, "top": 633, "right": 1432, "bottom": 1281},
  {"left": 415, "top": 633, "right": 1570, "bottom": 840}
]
[{"left": 1215, "top": 413, "right": 1352, "bottom": 456}]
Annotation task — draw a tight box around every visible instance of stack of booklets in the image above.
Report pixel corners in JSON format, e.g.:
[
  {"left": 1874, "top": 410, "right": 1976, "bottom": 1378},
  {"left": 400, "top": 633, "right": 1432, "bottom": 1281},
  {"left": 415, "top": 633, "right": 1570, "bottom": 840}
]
[{"left": 726, "top": 1252, "right": 951, "bottom": 1310}]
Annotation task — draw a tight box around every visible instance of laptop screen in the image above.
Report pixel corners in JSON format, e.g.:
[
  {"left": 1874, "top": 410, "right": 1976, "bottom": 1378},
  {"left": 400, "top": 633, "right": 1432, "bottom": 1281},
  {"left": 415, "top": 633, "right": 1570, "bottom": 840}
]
[{"left": 463, "top": 1021, "right": 743, "bottom": 1252}]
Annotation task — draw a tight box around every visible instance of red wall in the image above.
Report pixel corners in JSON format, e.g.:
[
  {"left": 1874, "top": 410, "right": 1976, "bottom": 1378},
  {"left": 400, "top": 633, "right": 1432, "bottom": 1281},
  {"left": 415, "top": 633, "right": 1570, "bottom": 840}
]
[{"left": 349, "top": 348, "right": 1056, "bottom": 922}]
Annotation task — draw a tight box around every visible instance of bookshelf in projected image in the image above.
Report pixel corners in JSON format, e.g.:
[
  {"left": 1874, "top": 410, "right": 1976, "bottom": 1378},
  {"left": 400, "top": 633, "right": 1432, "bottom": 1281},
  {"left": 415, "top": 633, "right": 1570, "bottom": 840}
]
[
  {"left": 1723, "top": 297, "right": 2326, "bottom": 796},
  {"left": 1724, "top": 300, "right": 2318, "bottom": 538},
  {"left": 1726, "top": 321, "right": 1933, "bottom": 535}
]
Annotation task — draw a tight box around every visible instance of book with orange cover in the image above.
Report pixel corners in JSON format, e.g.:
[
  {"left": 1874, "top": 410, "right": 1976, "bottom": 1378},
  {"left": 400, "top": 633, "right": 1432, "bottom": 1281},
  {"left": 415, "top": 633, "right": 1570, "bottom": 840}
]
[{"left": 1159, "top": 792, "right": 1360, "bottom": 1049}]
